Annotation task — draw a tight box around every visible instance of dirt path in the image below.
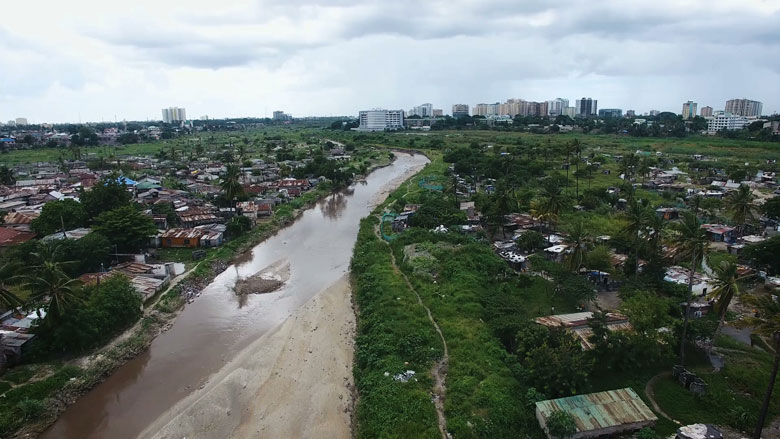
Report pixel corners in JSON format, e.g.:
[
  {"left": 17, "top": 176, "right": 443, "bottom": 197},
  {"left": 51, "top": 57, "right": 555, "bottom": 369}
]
[
  {"left": 644, "top": 372, "right": 682, "bottom": 426},
  {"left": 373, "top": 222, "right": 450, "bottom": 439}
]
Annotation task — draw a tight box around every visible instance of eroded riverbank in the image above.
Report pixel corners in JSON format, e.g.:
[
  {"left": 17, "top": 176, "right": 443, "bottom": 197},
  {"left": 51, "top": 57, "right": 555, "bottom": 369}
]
[{"left": 38, "top": 151, "right": 429, "bottom": 439}]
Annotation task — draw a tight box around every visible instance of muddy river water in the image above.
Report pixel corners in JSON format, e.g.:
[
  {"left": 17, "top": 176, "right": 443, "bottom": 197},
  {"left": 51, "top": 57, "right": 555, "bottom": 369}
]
[{"left": 40, "top": 152, "right": 429, "bottom": 439}]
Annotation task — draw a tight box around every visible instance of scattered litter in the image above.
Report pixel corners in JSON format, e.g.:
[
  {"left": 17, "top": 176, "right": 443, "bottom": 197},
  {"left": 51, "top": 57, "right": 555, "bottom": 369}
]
[{"left": 393, "top": 370, "right": 416, "bottom": 382}]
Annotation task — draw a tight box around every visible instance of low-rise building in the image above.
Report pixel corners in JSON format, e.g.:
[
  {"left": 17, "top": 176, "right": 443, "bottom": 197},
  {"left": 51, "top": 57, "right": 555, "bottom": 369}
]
[{"left": 535, "top": 388, "right": 657, "bottom": 439}]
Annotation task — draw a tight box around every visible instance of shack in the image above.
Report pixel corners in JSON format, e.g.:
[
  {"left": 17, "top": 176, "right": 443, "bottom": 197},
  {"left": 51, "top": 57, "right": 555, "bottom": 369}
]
[{"left": 535, "top": 388, "right": 657, "bottom": 439}]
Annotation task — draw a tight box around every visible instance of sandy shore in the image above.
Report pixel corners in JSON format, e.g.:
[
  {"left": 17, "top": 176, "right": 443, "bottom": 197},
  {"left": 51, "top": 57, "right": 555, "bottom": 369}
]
[{"left": 140, "top": 275, "right": 356, "bottom": 439}]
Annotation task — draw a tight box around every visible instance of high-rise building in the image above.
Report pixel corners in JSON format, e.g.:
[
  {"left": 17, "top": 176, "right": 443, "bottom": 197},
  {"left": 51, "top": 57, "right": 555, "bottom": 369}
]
[
  {"left": 357, "top": 109, "right": 404, "bottom": 131},
  {"left": 725, "top": 98, "right": 763, "bottom": 117},
  {"left": 6, "top": 120, "right": 15, "bottom": 127},
  {"left": 700, "top": 106, "right": 713, "bottom": 117},
  {"left": 625, "top": 110, "right": 636, "bottom": 118},
  {"left": 546, "top": 98, "right": 569, "bottom": 116},
  {"left": 272, "top": 111, "right": 292, "bottom": 121},
  {"left": 472, "top": 103, "right": 500, "bottom": 116},
  {"left": 598, "top": 109, "right": 623, "bottom": 118},
  {"left": 15, "top": 117, "right": 28, "bottom": 126},
  {"left": 575, "top": 98, "right": 597, "bottom": 117},
  {"left": 432, "top": 109, "right": 443, "bottom": 117},
  {"left": 681, "top": 101, "right": 697, "bottom": 120},
  {"left": 562, "top": 107, "right": 577, "bottom": 118},
  {"left": 161, "top": 107, "right": 187, "bottom": 124},
  {"left": 649, "top": 110, "right": 660, "bottom": 116},
  {"left": 451, "top": 104, "right": 469, "bottom": 118},
  {"left": 408, "top": 103, "right": 433, "bottom": 118},
  {"left": 707, "top": 111, "right": 751, "bottom": 134}
]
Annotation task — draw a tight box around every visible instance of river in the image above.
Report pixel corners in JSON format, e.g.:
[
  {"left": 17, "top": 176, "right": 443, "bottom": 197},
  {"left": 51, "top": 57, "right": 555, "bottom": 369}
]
[{"left": 40, "top": 152, "right": 429, "bottom": 439}]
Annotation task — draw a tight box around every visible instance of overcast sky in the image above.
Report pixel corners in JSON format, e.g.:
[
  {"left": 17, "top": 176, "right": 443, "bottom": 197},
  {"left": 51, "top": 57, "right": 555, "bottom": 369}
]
[{"left": 2, "top": 0, "right": 779, "bottom": 123}]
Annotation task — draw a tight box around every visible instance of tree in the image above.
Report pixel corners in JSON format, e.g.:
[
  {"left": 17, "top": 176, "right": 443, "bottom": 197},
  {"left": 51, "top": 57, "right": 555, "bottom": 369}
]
[
  {"left": 227, "top": 215, "right": 252, "bottom": 237},
  {"left": 24, "top": 246, "right": 82, "bottom": 325},
  {"left": 707, "top": 261, "right": 750, "bottom": 342},
  {"left": 762, "top": 197, "right": 780, "bottom": 221},
  {"left": 515, "top": 324, "right": 593, "bottom": 397},
  {"left": 671, "top": 211, "right": 710, "bottom": 366},
  {"left": 726, "top": 184, "right": 756, "bottom": 236},
  {"left": 38, "top": 275, "right": 142, "bottom": 353},
  {"left": 623, "top": 201, "right": 652, "bottom": 279},
  {"left": 737, "top": 294, "right": 780, "bottom": 439},
  {"left": 0, "top": 262, "right": 22, "bottom": 309},
  {"left": 546, "top": 410, "right": 577, "bottom": 438},
  {"left": 743, "top": 235, "right": 780, "bottom": 275},
  {"left": 219, "top": 164, "right": 244, "bottom": 207},
  {"left": 0, "top": 166, "right": 15, "bottom": 185},
  {"left": 79, "top": 176, "right": 132, "bottom": 220},
  {"left": 533, "top": 180, "right": 567, "bottom": 233},
  {"left": 92, "top": 206, "right": 157, "bottom": 252},
  {"left": 565, "top": 219, "right": 589, "bottom": 272},
  {"left": 31, "top": 199, "right": 88, "bottom": 236},
  {"left": 620, "top": 291, "right": 672, "bottom": 335}
]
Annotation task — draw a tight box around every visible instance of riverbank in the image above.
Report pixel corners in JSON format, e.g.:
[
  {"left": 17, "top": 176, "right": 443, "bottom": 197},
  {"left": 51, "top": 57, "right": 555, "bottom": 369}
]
[
  {"left": 139, "top": 275, "right": 356, "bottom": 439},
  {"left": 10, "top": 162, "right": 393, "bottom": 439}
]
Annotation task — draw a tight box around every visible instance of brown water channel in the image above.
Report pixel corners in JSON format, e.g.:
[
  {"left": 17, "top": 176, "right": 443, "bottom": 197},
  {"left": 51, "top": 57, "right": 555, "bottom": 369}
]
[{"left": 40, "top": 152, "right": 429, "bottom": 439}]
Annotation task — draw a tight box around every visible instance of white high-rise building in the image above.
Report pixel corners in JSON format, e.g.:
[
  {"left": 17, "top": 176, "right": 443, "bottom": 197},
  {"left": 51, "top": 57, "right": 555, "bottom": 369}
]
[
  {"left": 15, "top": 117, "right": 28, "bottom": 126},
  {"left": 408, "top": 103, "right": 433, "bottom": 117},
  {"left": 357, "top": 109, "right": 404, "bottom": 131},
  {"left": 451, "top": 104, "right": 470, "bottom": 118},
  {"left": 706, "top": 111, "right": 752, "bottom": 134},
  {"left": 546, "top": 98, "right": 569, "bottom": 116},
  {"left": 162, "top": 107, "right": 187, "bottom": 124}
]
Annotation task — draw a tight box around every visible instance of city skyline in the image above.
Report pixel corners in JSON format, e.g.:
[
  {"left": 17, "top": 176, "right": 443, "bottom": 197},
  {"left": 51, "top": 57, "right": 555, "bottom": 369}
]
[{"left": 2, "top": 0, "right": 780, "bottom": 123}]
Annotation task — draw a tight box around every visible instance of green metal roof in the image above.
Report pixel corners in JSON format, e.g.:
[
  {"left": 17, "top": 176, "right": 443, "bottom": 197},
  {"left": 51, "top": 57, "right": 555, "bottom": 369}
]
[{"left": 536, "top": 388, "right": 657, "bottom": 433}]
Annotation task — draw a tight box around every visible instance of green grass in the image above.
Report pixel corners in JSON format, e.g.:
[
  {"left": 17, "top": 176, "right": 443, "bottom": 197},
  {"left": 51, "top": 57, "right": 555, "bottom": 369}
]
[
  {"left": 652, "top": 339, "right": 780, "bottom": 435},
  {"left": 707, "top": 252, "right": 737, "bottom": 269}
]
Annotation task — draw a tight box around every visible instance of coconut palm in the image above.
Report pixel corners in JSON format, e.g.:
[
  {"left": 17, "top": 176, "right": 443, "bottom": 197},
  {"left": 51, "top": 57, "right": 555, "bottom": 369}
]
[
  {"left": 24, "top": 247, "right": 82, "bottom": 324},
  {"left": 624, "top": 200, "right": 652, "bottom": 279},
  {"left": 726, "top": 184, "right": 756, "bottom": 236},
  {"left": 707, "top": 261, "right": 750, "bottom": 343},
  {"left": 565, "top": 220, "right": 589, "bottom": 272},
  {"left": 736, "top": 294, "right": 780, "bottom": 439},
  {"left": 220, "top": 163, "right": 245, "bottom": 208},
  {"left": 533, "top": 181, "right": 566, "bottom": 233},
  {"left": 671, "top": 211, "right": 710, "bottom": 366},
  {"left": 0, "top": 262, "right": 22, "bottom": 309}
]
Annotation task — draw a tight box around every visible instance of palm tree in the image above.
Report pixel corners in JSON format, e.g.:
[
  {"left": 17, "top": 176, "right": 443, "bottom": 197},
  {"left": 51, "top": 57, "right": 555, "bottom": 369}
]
[
  {"left": 565, "top": 220, "right": 589, "bottom": 272},
  {"left": 572, "top": 139, "right": 582, "bottom": 199},
  {"left": 726, "top": 184, "right": 756, "bottom": 236},
  {"left": 671, "top": 211, "right": 710, "bottom": 366},
  {"left": 638, "top": 156, "right": 652, "bottom": 185},
  {"left": 0, "top": 262, "right": 22, "bottom": 309},
  {"left": 24, "top": 247, "right": 82, "bottom": 324},
  {"left": 707, "top": 261, "right": 750, "bottom": 343},
  {"left": 220, "top": 164, "right": 245, "bottom": 208},
  {"left": 624, "top": 200, "right": 652, "bottom": 279},
  {"left": 533, "top": 181, "right": 566, "bottom": 234},
  {"left": 736, "top": 294, "right": 780, "bottom": 439}
]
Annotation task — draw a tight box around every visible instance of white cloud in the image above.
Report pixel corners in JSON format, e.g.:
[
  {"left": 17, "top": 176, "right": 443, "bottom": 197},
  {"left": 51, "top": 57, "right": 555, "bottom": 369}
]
[{"left": 0, "top": 0, "right": 779, "bottom": 123}]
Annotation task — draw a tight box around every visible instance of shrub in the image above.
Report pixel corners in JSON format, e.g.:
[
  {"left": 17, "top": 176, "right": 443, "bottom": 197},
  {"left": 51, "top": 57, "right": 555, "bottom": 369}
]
[{"left": 546, "top": 410, "right": 577, "bottom": 438}]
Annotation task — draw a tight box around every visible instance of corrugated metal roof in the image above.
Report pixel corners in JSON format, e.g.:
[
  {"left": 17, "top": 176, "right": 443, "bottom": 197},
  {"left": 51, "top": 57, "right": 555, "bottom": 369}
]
[
  {"left": 160, "top": 228, "right": 205, "bottom": 239},
  {"left": 536, "top": 388, "right": 657, "bottom": 433}
]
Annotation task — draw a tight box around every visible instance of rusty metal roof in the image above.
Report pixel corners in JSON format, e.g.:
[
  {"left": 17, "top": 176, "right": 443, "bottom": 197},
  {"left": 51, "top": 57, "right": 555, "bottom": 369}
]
[
  {"left": 3, "top": 211, "right": 38, "bottom": 225},
  {"left": 536, "top": 388, "right": 657, "bottom": 434},
  {"left": 160, "top": 228, "right": 205, "bottom": 239}
]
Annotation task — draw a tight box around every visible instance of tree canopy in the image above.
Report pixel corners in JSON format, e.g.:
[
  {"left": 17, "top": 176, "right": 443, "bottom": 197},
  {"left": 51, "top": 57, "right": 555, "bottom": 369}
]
[
  {"left": 31, "top": 199, "right": 88, "bottom": 236},
  {"left": 92, "top": 206, "right": 157, "bottom": 252}
]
